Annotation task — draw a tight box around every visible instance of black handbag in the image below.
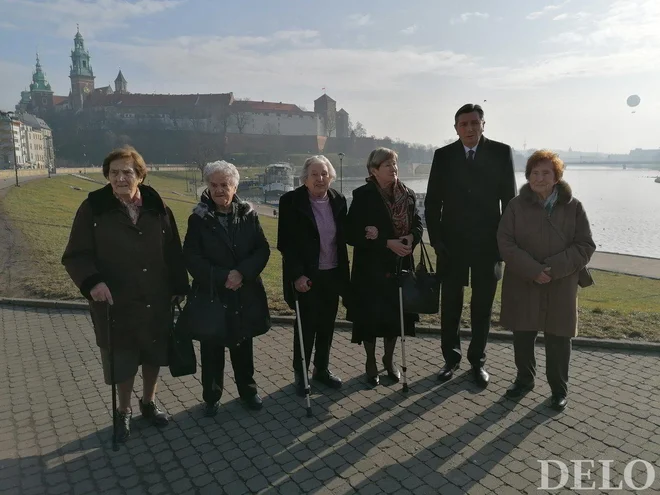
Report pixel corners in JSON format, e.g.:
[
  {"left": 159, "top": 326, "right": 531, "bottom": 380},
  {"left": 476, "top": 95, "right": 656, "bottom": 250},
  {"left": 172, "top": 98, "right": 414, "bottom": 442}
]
[
  {"left": 168, "top": 303, "right": 197, "bottom": 378},
  {"left": 400, "top": 239, "right": 441, "bottom": 314},
  {"left": 175, "top": 268, "right": 229, "bottom": 343}
]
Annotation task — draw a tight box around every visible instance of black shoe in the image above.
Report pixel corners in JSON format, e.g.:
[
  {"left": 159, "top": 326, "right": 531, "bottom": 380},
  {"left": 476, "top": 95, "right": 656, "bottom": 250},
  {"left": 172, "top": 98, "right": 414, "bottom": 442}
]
[
  {"left": 550, "top": 395, "right": 568, "bottom": 411},
  {"left": 294, "top": 372, "right": 310, "bottom": 397},
  {"left": 312, "top": 369, "right": 342, "bottom": 389},
  {"left": 382, "top": 356, "right": 401, "bottom": 383},
  {"left": 204, "top": 401, "right": 219, "bottom": 417},
  {"left": 242, "top": 394, "right": 263, "bottom": 411},
  {"left": 438, "top": 363, "right": 459, "bottom": 382},
  {"left": 366, "top": 374, "right": 379, "bottom": 387},
  {"left": 139, "top": 400, "right": 169, "bottom": 426},
  {"left": 473, "top": 367, "right": 490, "bottom": 388},
  {"left": 505, "top": 381, "right": 534, "bottom": 398},
  {"left": 114, "top": 409, "right": 132, "bottom": 443}
]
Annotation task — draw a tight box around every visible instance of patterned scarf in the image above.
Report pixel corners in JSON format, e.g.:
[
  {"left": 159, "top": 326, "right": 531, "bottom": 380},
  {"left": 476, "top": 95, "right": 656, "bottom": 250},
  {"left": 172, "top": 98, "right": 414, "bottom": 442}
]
[
  {"left": 543, "top": 187, "right": 559, "bottom": 216},
  {"left": 115, "top": 189, "right": 142, "bottom": 225},
  {"left": 368, "top": 176, "right": 410, "bottom": 237}
]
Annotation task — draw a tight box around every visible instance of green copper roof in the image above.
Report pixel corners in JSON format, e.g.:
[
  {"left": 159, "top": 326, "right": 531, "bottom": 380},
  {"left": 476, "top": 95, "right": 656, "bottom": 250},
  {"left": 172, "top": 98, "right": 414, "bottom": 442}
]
[
  {"left": 29, "top": 54, "right": 53, "bottom": 93},
  {"left": 70, "top": 26, "right": 94, "bottom": 78}
]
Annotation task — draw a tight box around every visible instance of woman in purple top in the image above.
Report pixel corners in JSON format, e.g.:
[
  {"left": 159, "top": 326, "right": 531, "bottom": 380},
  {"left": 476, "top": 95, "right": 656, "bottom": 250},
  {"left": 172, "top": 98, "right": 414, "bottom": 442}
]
[{"left": 277, "top": 156, "right": 350, "bottom": 396}]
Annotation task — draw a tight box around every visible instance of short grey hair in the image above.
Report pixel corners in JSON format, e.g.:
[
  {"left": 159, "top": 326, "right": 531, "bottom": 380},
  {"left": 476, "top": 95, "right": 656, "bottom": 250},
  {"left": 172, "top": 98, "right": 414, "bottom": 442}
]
[
  {"left": 203, "top": 160, "right": 240, "bottom": 187},
  {"left": 366, "top": 147, "right": 398, "bottom": 175},
  {"left": 300, "top": 155, "right": 337, "bottom": 183}
]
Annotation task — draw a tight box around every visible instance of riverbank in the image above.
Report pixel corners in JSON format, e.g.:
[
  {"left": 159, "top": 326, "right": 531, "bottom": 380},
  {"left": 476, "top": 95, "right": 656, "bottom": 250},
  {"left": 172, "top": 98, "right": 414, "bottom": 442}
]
[{"left": 1, "top": 174, "right": 659, "bottom": 341}]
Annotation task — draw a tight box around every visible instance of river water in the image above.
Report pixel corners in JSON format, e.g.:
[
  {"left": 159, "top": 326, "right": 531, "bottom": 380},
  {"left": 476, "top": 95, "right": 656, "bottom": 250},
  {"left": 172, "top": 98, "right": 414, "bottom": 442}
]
[{"left": 335, "top": 167, "right": 660, "bottom": 259}]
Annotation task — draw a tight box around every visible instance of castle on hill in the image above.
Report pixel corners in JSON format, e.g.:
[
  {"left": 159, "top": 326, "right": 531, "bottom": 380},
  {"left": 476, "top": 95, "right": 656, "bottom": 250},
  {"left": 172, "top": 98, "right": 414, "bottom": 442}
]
[{"left": 15, "top": 27, "right": 353, "bottom": 165}]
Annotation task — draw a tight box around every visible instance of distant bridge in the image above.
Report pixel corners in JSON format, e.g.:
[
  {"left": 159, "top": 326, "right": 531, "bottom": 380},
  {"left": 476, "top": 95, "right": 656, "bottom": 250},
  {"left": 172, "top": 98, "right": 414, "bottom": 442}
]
[{"left": 562, "top": 160, "right": 660, "bottom": 166}]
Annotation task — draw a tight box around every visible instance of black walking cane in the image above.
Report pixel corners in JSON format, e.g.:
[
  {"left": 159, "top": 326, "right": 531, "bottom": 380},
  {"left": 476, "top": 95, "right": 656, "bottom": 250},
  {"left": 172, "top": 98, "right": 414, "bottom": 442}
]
[
  {"left": 293, "top": 280, "right": 313, "bottom": 417},
  {"left": 106, "top": 304, "right": 119, "bottom": 451},
  {"left": 398, "top": 239, "right": 410, "bottom": 393}
]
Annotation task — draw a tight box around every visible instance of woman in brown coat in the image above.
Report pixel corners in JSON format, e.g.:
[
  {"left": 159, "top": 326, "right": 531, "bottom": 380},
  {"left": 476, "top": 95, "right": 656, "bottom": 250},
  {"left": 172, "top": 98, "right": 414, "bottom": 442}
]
[
  {"left": 497, "top": 150, "right": 595, "bottom": 411},
  {"left": 62, "top": 146, "right": 189, "bottom": 442}
]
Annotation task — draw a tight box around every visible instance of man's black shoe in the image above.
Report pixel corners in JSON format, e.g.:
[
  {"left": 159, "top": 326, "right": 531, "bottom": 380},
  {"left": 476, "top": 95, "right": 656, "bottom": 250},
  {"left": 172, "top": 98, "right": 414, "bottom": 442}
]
[
  {"left": 473, "top": 367, "right": 490, "bottom": 388},
  {"left": 550, "top": 395, "right": 568, "bottom": 411},
  {"left": 242, "top": 394, "right": 263, "bottom": 411},
  {"left": 312, "top": 369, "right": 342, "bottom": 389},
  {"left": 438, "top": 363, "right": 459, "bottom": 382},
  {"left": 505, "top": 381, "right": 534, "bottom": 398}
]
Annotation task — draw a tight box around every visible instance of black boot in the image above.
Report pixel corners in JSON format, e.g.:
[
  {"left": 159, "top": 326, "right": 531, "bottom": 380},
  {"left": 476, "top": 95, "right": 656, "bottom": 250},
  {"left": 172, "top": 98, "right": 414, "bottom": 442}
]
[
  {"left": 364, "top": 341, "right": 379, "bottom": 387},
  {"left": 382, "top": 337, "right": 401, "bottom": 382},
  {"left": 115, "top": 409, "right": 132, "bottom": 443}
]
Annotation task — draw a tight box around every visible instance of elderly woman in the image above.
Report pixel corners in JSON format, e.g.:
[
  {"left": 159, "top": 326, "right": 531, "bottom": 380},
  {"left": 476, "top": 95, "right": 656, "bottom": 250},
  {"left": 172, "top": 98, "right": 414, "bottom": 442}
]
[
  {"left": 62, "top": 146, "right": 189, "bottom": 443},
  {"left": 497, "top": 150, "right": 595, "bottom": 411},
  {"left": 346, "top": 147, "right": 424, "bottom": 386},
  {"left": 277, "top": 155, "right": 350, "bottom": 396},
  {"left": 183, "top": 160, "right": 270, "bottom": 416}
]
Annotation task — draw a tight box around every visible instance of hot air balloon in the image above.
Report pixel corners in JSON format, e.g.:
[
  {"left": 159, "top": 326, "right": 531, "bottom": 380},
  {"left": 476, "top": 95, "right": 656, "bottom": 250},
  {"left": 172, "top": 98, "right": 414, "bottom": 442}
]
[{"left": 627, "top": 95, "right": 641, "bottom": 107}]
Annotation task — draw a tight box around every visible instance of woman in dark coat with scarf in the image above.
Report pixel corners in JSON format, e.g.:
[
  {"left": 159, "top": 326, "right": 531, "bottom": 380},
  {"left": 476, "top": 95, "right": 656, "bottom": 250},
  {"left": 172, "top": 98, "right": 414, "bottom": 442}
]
[
  {"left": 62, "top": 146, "right": 189, "bottom": 443},
  {"left": 183, "top": 160, "right": 271, "bottom": 416},
  {"left": 347, "top": 147, "right": 424, "bottom": 386},
  {"left": 277, "top": 155, "right": 350, "bottom": 396}
]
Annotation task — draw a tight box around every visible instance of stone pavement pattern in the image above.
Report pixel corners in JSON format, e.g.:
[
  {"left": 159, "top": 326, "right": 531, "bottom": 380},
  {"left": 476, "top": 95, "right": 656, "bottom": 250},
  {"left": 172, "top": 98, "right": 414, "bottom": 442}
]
[{"left": 1, "top": 305, "right": 660, "bottom": 495}]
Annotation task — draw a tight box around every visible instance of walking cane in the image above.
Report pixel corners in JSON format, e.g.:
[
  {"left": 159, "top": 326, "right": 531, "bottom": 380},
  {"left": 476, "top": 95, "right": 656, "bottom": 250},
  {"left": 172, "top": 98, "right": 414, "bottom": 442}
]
[
  {"left": 398, "top": 239, "right": 410, "bottom": 393},
  {"left": 293, "top": 280, "right": 313, "bottom": 417},
  {"left": 107, "top": 304, "right": 119, "bottom": 451}
]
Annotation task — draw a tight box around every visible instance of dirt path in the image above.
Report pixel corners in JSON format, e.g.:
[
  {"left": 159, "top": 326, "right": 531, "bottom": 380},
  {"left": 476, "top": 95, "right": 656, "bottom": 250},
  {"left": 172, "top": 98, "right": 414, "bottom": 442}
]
[{"left": 0, "top": 175, "right": 46, "bottom": 297}]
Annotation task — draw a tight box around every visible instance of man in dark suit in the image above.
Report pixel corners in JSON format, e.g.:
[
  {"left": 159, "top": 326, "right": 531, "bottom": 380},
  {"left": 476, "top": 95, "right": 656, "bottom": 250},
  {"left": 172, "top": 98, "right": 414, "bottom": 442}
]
[{"left": 425, "top": 104, "right": 516, "bottom": 387}]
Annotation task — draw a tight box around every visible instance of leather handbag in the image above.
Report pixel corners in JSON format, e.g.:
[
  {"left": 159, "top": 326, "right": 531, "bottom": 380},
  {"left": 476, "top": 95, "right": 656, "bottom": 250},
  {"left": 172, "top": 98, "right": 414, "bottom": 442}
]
[
  {"left": 400, "top": 239, "right": 441, "bottom": 314},
  {"left": 168, "top": 303, "right": 197, "bottom": 378},
  {"left": 175, "top": 267, "right": 229, "bottom": 343}
]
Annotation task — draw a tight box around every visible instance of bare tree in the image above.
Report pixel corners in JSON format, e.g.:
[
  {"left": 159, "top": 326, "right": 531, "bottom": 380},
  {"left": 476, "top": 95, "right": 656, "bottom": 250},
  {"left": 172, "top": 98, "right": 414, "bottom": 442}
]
[
  {"left": 353, "top": 121, "right": 367, "bottom": 138},
  {"left": 324, "top": 112, "right": 336, "bottom": 137},
  {"left": 232, "top": 98, "right": 254, "bottom": 134},
  {"left": 262, "top": 122, "right": 278, "bottom": 135}
]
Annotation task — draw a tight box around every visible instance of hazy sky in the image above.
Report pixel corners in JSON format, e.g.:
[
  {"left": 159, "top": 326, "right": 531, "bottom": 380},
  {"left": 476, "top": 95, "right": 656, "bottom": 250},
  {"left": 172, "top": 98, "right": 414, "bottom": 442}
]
[{"left": 0, "top": 0, "right": 658, "bottom": 153}]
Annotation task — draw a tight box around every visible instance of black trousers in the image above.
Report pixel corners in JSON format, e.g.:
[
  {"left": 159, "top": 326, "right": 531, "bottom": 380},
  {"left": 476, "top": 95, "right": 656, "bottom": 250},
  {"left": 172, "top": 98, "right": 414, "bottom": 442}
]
[
  {"left": 441, "top": 265, "right": 498, "bottom": 368},
  {"left": 293, "top": 268, "right": 340, "bottom": 375},
  {"left": 513, "top": 331, "right": 572, "bottom": 398},
  {"left": 200, "top": 338, "right": 257, "bottom": 404}
]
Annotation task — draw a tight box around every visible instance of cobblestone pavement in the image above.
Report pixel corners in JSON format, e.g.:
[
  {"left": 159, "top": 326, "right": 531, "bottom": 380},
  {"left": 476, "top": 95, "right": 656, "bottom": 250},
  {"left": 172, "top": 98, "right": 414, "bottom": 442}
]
[{"left": 2, "top": 305, "right": 660, "bottom": 494}]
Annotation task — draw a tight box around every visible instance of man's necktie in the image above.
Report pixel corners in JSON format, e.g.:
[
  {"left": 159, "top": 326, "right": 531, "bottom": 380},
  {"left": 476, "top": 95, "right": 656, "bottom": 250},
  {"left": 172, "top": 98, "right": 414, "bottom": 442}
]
[{"left": 467, "top": 149, "right": 475, "bottom": 161}]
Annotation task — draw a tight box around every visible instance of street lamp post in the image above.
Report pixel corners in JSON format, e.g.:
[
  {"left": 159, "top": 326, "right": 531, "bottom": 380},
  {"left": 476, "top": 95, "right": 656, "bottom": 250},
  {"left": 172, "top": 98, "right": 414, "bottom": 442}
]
[{"left": 338, "top": 152, "right": 345, "bottom": 194}]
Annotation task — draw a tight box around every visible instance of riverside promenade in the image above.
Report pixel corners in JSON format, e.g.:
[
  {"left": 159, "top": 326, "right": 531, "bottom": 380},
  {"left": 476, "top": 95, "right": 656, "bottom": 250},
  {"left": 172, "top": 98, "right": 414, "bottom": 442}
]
[{"left": 2, "top": 302, "right": 660, "bottom": 494}]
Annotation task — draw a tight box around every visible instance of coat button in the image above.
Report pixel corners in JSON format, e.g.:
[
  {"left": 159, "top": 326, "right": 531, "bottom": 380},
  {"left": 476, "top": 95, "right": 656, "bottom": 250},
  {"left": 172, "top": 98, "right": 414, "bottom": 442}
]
[
  {"left": 146, "top": 304, "right": 151, "bottom": 308},
  {"left": 143, "top": 268, "right": 147, "bottom": 272},
  {"left": 139, "top": 232, "right": 143, "bottom": 235},
  {"left": 152, "top": 339, "right": 157, "bottom": 343}
]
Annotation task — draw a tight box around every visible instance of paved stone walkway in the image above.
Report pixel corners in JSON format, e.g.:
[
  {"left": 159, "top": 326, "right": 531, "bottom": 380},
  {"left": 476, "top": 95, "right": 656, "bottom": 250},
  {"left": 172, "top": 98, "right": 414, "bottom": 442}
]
[{"left": 1, "top": 305, "right": 660, "bottom": 494}]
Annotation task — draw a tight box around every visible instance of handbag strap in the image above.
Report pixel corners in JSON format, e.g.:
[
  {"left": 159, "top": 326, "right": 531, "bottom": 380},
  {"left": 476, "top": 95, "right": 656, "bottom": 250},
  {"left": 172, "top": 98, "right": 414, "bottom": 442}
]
[{"left": 418, "top": 238, "right": 435, "bottom": 274}]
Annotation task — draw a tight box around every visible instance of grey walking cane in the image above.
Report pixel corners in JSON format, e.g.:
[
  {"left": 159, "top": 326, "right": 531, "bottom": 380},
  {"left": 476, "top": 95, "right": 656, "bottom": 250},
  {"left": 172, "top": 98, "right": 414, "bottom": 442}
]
[
  {"left": 293, "top": 280, "right": 313, "bottom": 417},
  {"left": 107, "top": 304, "right": 119, "bottom": 451},
  {"left": 398, "top": 239, "right": 410, "bottom": 393}
]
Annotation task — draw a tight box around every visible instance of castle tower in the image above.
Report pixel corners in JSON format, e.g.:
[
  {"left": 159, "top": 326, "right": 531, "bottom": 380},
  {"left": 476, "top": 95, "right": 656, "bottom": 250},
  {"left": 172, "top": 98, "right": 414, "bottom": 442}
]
[
  {"left": 29, "top": 53, "right": 54, "bottom": 115},
  {"left": 69, "top": 25, "right": 95, "bottom": 110},
  {"left": 336, "top": 108, "right": 350, "bottom": 138},
  {"left": 114, "top": 70, "right": 128, "bottom": 94},
  {"left": 314, "top": 94, "right": 337, "bottom": 137}
]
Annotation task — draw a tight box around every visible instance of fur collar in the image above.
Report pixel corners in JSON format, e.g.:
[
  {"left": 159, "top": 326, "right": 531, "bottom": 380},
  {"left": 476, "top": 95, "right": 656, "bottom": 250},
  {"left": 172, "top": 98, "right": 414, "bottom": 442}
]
[
  {"left": 193, "top": 189, "right": 253, "bottom": 219},
  {"left": 519, "top": 179, "right": 573, "bottom": 205},
  {"left": 87, "top": 183, "right": 166, "bottom": 216}
]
